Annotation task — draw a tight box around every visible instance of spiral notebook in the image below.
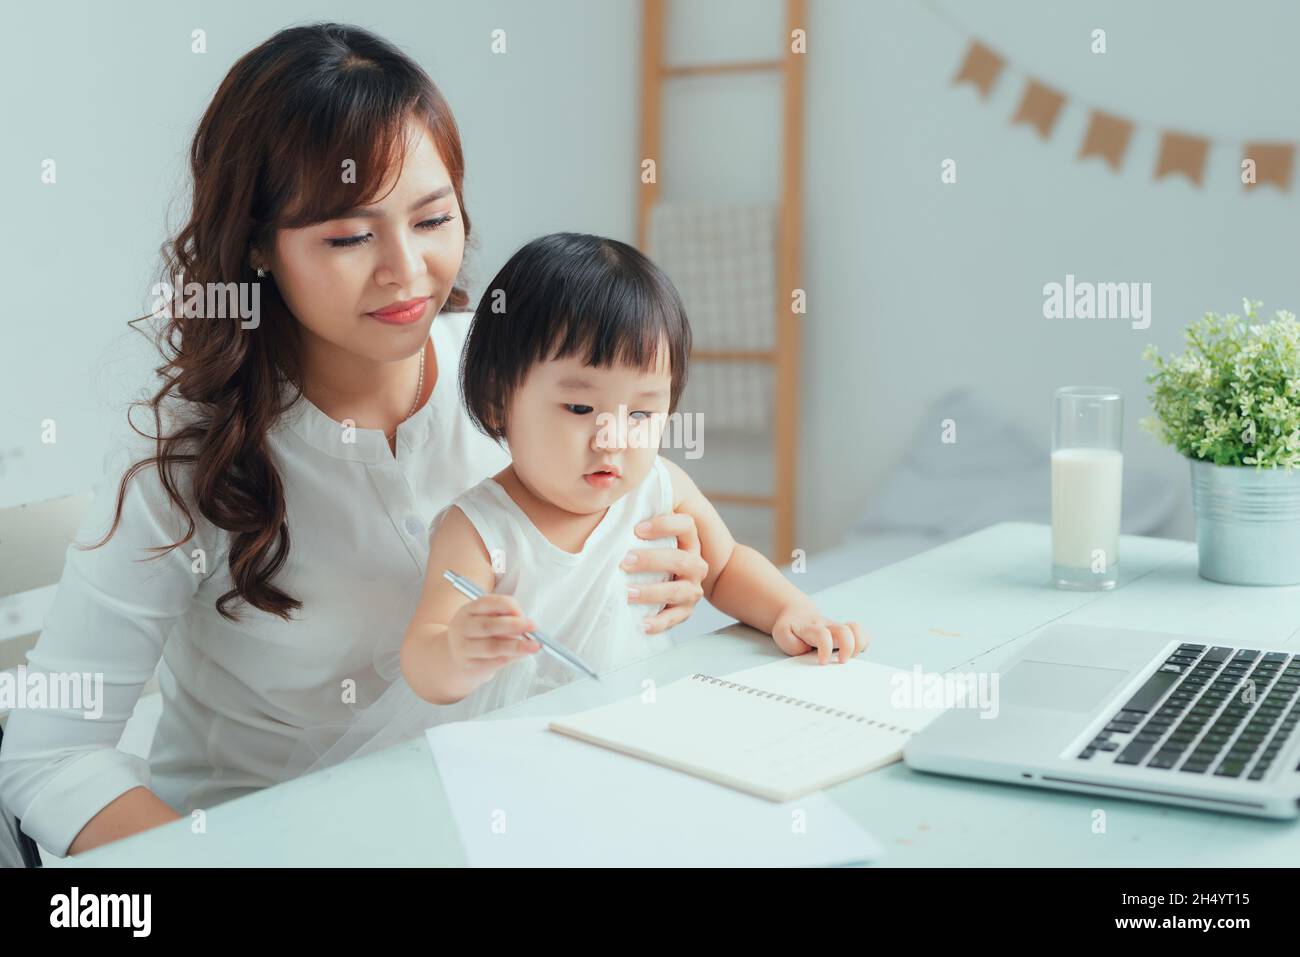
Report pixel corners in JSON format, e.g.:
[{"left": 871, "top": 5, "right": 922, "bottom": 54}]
[{"left": 548, "top": 655, "right": 947, "bottom": 802}]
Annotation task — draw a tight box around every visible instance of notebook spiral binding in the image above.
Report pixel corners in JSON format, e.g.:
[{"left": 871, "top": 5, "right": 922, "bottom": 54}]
[{"left": 689, "top": 673, "right": 910, "bottom": 734}]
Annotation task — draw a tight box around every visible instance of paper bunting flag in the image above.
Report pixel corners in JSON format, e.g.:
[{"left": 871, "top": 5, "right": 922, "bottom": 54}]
[
  {"left": 1011, "top": 80, "right": 1065, "bottom": 139},
  {"left": 1078, "top": 111, "right": 1134, "bottom": 171},
  {"left": 952, "top": 41, "right": 1003, "bottom": 99},
  {"left": 1242, "top": 142, "right": 1294, "bottom": 191},
  {"left": 1155, "top": 132, "right": 1210, "bottom": 185}
]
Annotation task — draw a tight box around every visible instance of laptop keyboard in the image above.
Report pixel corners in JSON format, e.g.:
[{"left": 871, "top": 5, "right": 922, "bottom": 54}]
[{"left": 1077, "top": 644, "right": 1300, "bottom": 781}]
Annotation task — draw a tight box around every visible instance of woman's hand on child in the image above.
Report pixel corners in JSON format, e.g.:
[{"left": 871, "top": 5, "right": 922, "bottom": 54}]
[
  {"left": 446, "top": 594, "right": 542, "bottom": 681},
  {"left": 624, "top": 511, "right": 708, "bottom": 634},
  {"left": 771, "top": 604, "right": 869, "bottom": 664}
]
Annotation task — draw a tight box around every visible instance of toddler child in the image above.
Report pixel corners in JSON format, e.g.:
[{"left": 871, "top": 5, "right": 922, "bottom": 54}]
[{"left": 402, "top": 232, "right": 867, "bottom": 712}]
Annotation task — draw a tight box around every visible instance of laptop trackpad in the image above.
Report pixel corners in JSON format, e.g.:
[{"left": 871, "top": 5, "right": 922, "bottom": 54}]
[{"left": 1003, "top": 660, "right": 1128, "bottom": 712}]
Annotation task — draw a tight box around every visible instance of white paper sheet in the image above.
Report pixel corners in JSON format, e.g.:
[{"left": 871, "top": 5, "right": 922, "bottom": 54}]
[{"left": 426, "top": 716, "right": 884, "bottom": 867}]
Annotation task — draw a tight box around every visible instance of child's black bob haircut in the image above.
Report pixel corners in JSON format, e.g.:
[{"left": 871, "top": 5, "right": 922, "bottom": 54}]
[{"left": 460, "top": 232, "right": 692, "bottom": 441}]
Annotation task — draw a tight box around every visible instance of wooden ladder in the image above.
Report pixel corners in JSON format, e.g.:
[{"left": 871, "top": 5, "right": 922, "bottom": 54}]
[{"left": 636, "top": 0, "right": 807, "bottom": 564}]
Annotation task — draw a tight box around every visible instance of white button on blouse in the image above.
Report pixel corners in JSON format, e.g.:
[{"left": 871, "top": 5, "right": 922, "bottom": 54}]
[{"left": 0, "top": 311, "right": 511, "bottom": 857}]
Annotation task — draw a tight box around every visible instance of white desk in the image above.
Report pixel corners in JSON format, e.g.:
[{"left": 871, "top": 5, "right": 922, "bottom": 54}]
[{"left": 70, "top": 522, "right": 1300, "bottom": 866}]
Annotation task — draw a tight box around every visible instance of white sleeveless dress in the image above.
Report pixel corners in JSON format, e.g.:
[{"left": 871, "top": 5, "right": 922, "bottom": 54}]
[{"left": 280, "top": 457, "right": 678, "bottom": 775}]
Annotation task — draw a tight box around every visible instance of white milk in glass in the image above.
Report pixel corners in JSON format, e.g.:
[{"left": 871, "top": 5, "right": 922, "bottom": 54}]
[{"left": 1051, "top": 447, "right": 1122, "bottom": 586}]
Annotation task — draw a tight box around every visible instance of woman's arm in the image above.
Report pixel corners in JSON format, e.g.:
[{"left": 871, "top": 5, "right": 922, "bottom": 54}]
[
  {"left": 0, "top": 432, "right": 211, "bottom": 858},
  {"left": 66, "top": 787, "right": 182, "bottom": 856}
]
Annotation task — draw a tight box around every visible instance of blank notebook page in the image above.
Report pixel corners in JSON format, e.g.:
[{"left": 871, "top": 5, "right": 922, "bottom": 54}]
[{"left": 549, "top": 654, "right": 947, "bottom": 802}]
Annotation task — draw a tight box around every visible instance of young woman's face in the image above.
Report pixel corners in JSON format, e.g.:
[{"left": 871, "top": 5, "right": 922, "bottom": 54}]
[
  {"left": 505, "top": 346, "right": 674, "bottom": 516},
  {"left": 267, "top": 117, "right": 466, "bottom": 365}
]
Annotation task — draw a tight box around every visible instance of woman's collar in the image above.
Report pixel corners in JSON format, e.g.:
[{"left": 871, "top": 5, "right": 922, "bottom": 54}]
[{"left": 274, "top": 338, "right": 439, "bottom": 463}]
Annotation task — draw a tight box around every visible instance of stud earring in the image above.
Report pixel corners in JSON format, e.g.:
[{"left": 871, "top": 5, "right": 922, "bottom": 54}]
[{"left": 256, "top": 266, "right": 266, "bottom": 278}]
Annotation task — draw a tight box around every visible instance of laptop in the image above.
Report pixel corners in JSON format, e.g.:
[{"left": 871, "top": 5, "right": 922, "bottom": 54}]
[{"left": 903, "top": 623, "right": 1300, "bottom": 818}]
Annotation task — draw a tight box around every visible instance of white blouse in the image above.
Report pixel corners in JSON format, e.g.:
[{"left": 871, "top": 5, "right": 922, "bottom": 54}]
[{"left": 0, "top": 311, "right": 511, "bottom": 857}]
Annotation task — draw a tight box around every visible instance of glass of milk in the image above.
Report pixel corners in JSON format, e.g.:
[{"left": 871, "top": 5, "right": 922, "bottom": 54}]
[{"left": 1051, "top": 386, "right": 1123, "bottom": 590}]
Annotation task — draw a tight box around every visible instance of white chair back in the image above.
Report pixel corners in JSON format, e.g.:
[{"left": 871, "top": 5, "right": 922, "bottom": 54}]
[
  {"left": 0, "top": 491, "right": 93, "bottom": 678},
  {"left": 0, "top": 492, "right": 93, "bottom": 599}
]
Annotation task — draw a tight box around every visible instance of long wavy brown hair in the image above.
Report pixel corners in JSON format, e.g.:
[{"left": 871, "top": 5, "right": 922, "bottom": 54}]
[{"left": 83, "top": 23, "right": 473, "bottom": 621}]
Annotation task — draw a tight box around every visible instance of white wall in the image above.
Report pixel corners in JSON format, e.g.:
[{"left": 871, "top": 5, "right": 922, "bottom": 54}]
[
  {"left": 5, "top": 0, "right": 1296, "bottom": 554},
  {"left": 799, "top": 0, "right": 1300, "bottom": 549}
]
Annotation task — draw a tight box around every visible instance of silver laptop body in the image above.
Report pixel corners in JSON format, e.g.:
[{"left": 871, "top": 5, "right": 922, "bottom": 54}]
[{"left": 903, "top": 623, "right": 1300, "bottom": 818}]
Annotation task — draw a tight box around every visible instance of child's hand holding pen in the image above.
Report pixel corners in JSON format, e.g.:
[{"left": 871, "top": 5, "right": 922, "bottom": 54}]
[
  {"left": 447, "top": 594, "right": 543, "bottom": 671},
  {"left": 403, "top": 592, "right": 544, "bottom": 705}
]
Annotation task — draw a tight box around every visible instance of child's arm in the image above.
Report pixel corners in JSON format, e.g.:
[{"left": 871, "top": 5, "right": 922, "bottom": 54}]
[
  {"left": 660, "top": 458, "right": 868, "bottom": 664},
  {"left": 401, "top": 507, "right": 541, "bottom": 704}
]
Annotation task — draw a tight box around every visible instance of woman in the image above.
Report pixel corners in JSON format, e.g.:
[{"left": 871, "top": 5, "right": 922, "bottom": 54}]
[{"left": 0, "top": 22, "right": 706, "bottom": 859}]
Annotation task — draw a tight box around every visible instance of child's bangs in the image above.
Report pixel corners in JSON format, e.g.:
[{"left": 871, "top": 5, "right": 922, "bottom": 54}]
[{"left": 544, "top": 269, "right": 682, "bottom": 379}]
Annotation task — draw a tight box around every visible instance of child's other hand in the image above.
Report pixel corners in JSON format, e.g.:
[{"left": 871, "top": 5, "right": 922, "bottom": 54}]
[
  {"left": 771, "top": 604, "right": 869, "bottom": 664},
  {"left": 446, "top": 594, "right": 542, "bottom": 679}
]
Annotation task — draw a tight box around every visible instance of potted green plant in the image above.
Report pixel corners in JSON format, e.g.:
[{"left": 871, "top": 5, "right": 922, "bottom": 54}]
[{"left": 1142, "top": 299, "right": 1300, "bottom": 585}]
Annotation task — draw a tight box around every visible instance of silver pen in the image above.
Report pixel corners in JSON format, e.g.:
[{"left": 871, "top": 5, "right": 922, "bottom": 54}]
[{"left": 441, "top": 569, "right": 600, "bottom": 681}]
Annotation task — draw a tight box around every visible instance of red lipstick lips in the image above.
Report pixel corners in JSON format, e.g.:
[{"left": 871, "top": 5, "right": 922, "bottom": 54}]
[{"left": 367, "top": 296, "right": 431, "bottom": 325}]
